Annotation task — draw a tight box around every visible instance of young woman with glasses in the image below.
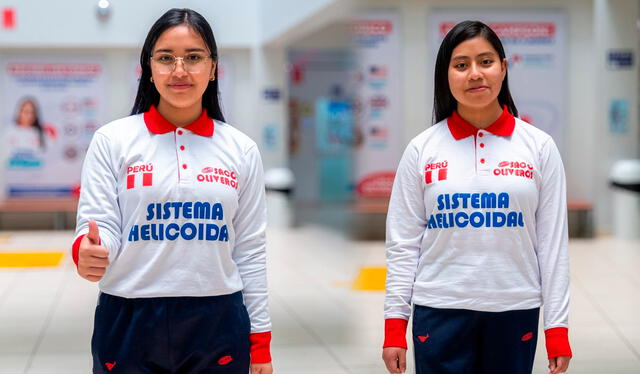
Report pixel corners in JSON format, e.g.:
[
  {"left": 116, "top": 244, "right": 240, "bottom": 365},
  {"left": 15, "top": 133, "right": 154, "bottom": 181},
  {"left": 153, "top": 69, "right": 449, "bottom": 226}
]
[
  {"left": 382, "top": 21, "right": 572, "bottom": 374},
  {"left": 72, "top": 8, "right": 272, "bottom": 374}
]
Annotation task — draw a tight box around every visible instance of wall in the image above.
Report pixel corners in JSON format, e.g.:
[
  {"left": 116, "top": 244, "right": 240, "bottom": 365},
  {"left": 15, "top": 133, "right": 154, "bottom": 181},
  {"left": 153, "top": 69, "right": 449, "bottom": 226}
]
[
  {"left": 594, "top": 0, "right": 640, "bottom": 231},
  {"left": 0, "top": 0, "right": 260, "bottom": 48}
]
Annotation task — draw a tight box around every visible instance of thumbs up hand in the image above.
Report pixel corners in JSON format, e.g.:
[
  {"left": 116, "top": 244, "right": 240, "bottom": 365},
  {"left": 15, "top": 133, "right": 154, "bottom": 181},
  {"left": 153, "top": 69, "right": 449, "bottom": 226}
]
[{"left": 77, "top": 220, "right": 110, "bottom": 282}]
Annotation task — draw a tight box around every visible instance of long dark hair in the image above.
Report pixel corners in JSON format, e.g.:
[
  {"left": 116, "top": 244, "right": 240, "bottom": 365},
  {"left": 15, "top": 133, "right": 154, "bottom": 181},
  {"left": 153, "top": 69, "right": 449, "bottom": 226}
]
[
  {"left": 433, "top": 20, "right": 517, "bottom": 124},
  {"left": 131, "top": 8, "right": 225, "bottom": 122},
  {"left": 15, "top": 97, "right": 46, "bottom": 149}
]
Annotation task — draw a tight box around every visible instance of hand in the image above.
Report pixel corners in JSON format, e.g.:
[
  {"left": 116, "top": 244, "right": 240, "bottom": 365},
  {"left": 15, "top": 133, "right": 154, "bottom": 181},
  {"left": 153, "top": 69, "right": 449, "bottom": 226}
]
[
  {"left": 77, "top": 220, "right": 110, "bottom": 282},
  {"left": 382, "top": 347, "right": 407, "bottom": 373},
  {"left": 548, "top": 356, "right": 571, "bottom": 374},
  {"left": 250, "top": 362, "right": 273, "bottom": 374}
]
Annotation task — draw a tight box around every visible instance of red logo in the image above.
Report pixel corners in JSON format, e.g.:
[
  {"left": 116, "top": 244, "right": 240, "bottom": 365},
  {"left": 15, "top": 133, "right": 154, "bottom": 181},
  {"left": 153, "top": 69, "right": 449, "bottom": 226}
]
[
  {"left": 197, "top": 167, "right": 239, "bottom": 189},
  {"left": 355, "top": 172, "right": 395, "bottom": 198},
  {"left": 425, "top": 161, "right": 448, "bottom": 185},
  {"left": 494, "top": 161, "right": 534, "bottom": 179},
  {"left": 370, "top": 95, "right": 388, "bottom": 109},
  {"left": 418, "top": 334, "right": 430, "bottom": 342},
  {"left": 126, "top": 163, "right": 154, "bottom": 189},
  {"left": 439, "top": 22, "right": 555, "bottom": 38},
  {"left": 521, "top": 332, "right": 533, "bottom": 342},
  {"left": 105, "top": 361, "right": 116, "bottom": 371},
  {"left": 352, "top": 20, "right": 393, "bottom": 35},
  {"left": 218, "top": 355, "right": 233, "bottom": 365}
]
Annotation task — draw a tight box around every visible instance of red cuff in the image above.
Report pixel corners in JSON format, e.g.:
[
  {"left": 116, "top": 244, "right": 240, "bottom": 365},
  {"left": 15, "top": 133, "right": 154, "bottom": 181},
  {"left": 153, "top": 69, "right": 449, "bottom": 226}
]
[
  {"left": 545, "top": 327, "right": 572, "bottom": 358},
  {"left": 249, "top": 331, "right": 272, "bottom": 364},
  {"left": 383, "top": 318, "right": 408, "bottom": 349},
  {"left": 71, "top": 234, "right": 85, "bottom": 267},
  {"left": 72, "top": 233, "right": 101, "bottom": 267}
]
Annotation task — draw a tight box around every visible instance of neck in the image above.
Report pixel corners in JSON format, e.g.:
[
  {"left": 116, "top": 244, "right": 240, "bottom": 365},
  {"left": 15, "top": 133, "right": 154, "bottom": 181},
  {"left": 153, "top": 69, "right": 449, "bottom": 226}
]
[
  {"left": 457, "top": 101, "right": 504, "bottom": 129},
  {"left": 157, "top": 100, "right": 202, "bottom": 127}
]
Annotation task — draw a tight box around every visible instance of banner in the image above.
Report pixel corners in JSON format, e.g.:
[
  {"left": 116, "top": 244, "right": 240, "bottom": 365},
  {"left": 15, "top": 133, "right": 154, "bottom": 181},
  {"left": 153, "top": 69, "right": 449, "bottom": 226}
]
[
  {"left": 429, "top": 10, "right": 567, "bottom": 152},
  {"left": 352, "top": 11, "right": 403, "bottom": 198},
  {"left": 2, "top": 57, "right": 107, "bottom": 198}
]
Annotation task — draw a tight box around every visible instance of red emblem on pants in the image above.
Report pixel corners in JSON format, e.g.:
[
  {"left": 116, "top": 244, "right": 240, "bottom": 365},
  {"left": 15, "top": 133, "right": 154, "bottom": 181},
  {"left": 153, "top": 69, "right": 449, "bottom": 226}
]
[{"left": 218, "top": 355, "right": 233, "bottom": 365}]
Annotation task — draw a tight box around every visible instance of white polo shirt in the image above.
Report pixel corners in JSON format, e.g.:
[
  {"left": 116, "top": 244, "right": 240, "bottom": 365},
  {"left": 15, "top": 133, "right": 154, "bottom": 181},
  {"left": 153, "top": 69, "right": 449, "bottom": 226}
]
[
  {"left": 74, "top": 106, "right": 271, "bottom": 333},
  {"left": 384, "top": 107, "right": 570, "bottom": 332}
]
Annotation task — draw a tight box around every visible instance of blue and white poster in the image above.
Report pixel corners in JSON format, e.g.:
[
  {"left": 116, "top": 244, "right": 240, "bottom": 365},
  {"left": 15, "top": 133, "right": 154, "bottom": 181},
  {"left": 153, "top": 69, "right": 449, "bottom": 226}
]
[
  {"left": 352, "top": 11, "right": 403, "bottom": 198},
  {"left": 1, "top": 57, "right": 107, "bottom": 198}
]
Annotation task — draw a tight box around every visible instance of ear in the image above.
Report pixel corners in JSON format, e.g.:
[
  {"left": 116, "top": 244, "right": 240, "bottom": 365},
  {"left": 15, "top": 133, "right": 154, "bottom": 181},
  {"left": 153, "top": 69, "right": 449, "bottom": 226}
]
[
  {"left": 210, "top": 60, "right": 217, "bottom": 81},
  {"left": 501, "top": 58, "right": 507, "bottom": 74}
]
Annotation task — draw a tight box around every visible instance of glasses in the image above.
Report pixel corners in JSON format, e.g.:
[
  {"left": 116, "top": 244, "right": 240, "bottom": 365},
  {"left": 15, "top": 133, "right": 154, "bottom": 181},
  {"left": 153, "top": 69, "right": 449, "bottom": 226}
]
[{"left": 150, "top": 53, "right": 212, "bottom": 74}]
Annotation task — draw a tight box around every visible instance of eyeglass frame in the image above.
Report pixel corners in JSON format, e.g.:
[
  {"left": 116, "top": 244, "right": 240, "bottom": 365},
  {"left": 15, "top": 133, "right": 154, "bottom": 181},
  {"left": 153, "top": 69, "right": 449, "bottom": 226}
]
[{"left": 149, "top": 53, "right": 215, "bottom": 74}]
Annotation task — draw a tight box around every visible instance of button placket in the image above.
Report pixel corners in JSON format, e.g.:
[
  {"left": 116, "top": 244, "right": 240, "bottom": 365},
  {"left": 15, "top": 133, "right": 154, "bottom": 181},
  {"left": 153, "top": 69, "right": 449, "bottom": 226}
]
[
  {"left": 477, "top": 131, "right": 490, "bottom": 175},
  {"left": 176, "top": 129, "right": 193, "bottom": 183}
]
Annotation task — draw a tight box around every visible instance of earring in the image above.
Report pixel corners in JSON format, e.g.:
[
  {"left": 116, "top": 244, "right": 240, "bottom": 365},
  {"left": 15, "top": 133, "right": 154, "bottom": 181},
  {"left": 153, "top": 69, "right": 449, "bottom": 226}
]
[
  {"left": 210, "top": 77, "right": 215, "bottom": 81},
  {"left": 150, "top": 77, "right": 154, "bottom": 83}
]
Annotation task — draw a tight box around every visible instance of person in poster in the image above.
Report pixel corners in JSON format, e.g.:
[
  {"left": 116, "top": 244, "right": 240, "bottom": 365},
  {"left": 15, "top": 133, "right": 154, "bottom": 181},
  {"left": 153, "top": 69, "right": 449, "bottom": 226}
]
[
  {"left": 72, "top": 8, "right": 272, "bottom": 374},
  {"left": 382, "top": 21, "right": 571, "bottom": 374},
  {"left": 6, "top": 97, "right": 56, "bottom": 168}
]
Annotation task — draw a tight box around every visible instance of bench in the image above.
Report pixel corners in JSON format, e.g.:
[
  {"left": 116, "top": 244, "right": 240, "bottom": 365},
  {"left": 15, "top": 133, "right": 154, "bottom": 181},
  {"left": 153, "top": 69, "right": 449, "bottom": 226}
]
[{"left": 0, "top": 199, "right": 78, "bottom": 230}]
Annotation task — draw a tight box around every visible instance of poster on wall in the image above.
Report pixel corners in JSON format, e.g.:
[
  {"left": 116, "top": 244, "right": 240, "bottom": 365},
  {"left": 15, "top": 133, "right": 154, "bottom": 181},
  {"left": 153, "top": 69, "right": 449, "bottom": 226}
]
[
  {"left": 2, "top": 57, "right": 107, "bottom": 199},
  {"left": 352, "top": 11, "right": 403, "bottom": 199},
  {"left": 429, "top": 10, "right": 567, "bottom": 152}
]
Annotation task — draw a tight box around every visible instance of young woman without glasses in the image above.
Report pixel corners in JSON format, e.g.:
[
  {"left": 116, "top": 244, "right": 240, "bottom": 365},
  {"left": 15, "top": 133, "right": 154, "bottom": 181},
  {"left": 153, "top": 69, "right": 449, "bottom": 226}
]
[{"left": 382, "top": 20, "right": 572, "bottom": 374}]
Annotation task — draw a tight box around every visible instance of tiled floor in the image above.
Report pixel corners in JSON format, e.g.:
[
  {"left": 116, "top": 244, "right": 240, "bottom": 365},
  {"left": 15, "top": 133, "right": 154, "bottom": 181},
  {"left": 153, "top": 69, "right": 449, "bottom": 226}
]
[{"left": 1, "top": 227, "right": 639, "bottom": 373}]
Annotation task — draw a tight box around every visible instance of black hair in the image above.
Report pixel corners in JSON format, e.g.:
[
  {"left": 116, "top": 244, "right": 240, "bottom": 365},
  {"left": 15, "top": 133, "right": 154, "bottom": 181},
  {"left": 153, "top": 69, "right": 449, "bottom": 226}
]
[
  {"left": 432, "top": 20, "right": 517, "bottom": 124},
  {"left": 131, "top": 8, "right": 225, "bottom": 122},
  {"left": 15, "top": 97, "right": 45, "bottom": 150}
]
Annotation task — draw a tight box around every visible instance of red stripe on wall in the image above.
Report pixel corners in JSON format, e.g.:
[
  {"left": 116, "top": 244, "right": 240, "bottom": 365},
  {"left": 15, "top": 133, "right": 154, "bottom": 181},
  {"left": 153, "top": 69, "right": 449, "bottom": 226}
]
[
  {"left": 142, "top": 173, "right": 153, "bottom": 186},
  {"left": 127, "top": 174, "right": 135, "bottom": 189},
  {"left": 2, "top": 8, "right": 15, "bottom": 29}
]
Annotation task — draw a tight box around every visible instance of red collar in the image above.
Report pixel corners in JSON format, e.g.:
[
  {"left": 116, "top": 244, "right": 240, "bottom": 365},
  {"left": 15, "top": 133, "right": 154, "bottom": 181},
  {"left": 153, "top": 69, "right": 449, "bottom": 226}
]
[
  {"left": 143, "top": 105, "right": 214, "bottom": 137},
  {"left": 447, "top": 105, "right": 515, "bottom": 140}
]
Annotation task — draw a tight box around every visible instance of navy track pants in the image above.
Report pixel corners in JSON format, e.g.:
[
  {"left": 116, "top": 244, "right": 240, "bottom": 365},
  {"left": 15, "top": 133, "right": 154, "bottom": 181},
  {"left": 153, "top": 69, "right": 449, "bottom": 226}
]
[
  {"left": 91, "top": 291, "right": 250, "bottom": 374},
  {"left": 412, "top": 305, "right": 539, "bottom": 374}
]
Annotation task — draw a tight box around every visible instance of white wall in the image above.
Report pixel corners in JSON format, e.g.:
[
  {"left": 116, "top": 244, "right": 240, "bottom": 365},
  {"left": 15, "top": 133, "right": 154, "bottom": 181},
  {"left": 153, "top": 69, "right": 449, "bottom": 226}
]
[
  {"left": 0, "top": 0, "right": 260, "bottom": 48},
  {"left": 593, "top": 0, "right": 640, "bottom": 232},
  {"left": 260, "top": 0, "right": 349, "bottom": 46}
]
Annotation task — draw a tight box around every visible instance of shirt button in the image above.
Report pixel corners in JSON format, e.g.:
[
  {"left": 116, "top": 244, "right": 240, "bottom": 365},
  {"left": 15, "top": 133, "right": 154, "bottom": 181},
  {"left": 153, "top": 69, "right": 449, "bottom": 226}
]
[
  {"left": 480, "top": 158, "right": 486, "bottom": 164},
  {"left": 182, "top": 164, "right": 187, "bottom": 169},
  {"left": 177, "top": 130, "right": 183, "bottom": 135},
  {"left": 180, "top": 146, "right": 185, "bottom": 151},
  {"left": 480, "top": 143, "right": 485, "bottom": 148},
  {"left": 478, "top": 132, "right": 484, "bottom": 138}
]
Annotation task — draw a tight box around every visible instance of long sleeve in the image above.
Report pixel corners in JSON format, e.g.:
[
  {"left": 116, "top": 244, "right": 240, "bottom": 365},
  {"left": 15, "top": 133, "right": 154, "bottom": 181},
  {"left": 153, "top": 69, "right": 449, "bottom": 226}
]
[
  {"left": 535, "top": 138, "right": 572, "bottom": 358},
  {"left": 232, "top": 144, "right": 271, "bottom": 362},
  {"left": 74, "top": 132, "right": 122, "bottom": 262},
  {"left": 384, "top": 142, "right": 426, "bottom": 347}
]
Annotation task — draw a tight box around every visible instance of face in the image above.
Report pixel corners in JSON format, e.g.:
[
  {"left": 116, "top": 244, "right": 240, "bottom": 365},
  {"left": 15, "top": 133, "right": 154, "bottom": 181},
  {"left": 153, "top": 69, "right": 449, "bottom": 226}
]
[
  {"left": 17, "top": 101, "right": 37, "bottom": 127},
  {"left": 150, "top": 25, "right": 216, "bottom": 111},
  {"left": 447, "top": 36, "right": 507, "bottom": 112}
]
